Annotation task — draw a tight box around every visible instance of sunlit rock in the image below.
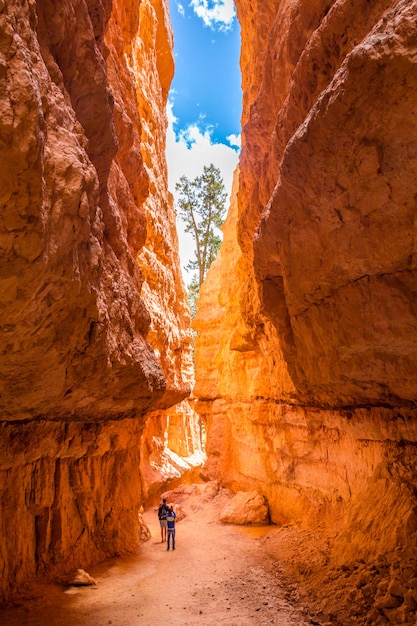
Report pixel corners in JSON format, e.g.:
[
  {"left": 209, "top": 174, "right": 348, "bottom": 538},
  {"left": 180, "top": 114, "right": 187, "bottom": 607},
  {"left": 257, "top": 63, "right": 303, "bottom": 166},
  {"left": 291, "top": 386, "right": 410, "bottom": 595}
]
[
  {"left": 122, "top": 0, "right": 204, "bottom": 495},
  {"left": 220, "top": 491, "right": 269, "bottom": 526},
  {"left": 255, "top": 2, "right": 417, "bottom": 408},
  {"left": 1, "top": 0, "right": 165, "bottom": 422},
  {"left": 66, "top": 569, "right": 97, "bottom": 587},
  {"left": 138, "top": 510, "right": 152, "bottom": 543},
  {"left": 0, "top": 0, "right": 201, "bottom": 600},
  {"left": 194, "top": 0, "right": 417, "bottom": 574}
]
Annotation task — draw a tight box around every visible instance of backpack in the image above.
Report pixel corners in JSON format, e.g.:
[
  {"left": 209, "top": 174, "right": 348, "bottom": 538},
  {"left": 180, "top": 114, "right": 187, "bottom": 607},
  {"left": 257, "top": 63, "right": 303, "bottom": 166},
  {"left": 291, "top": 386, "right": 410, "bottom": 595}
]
[{"left": 158, "top": 504, "right": 168, "bottom": 520}]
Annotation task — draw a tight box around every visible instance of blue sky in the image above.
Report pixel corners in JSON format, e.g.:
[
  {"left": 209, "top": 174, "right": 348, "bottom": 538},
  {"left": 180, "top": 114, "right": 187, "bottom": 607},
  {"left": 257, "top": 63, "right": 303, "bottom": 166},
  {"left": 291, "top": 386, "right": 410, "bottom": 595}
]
[
  {"left": 168, "top": 0, "right": 241, "bottom": 146},
  {"left": 166, "top": 0, "right": 242, "bottom": 280}
]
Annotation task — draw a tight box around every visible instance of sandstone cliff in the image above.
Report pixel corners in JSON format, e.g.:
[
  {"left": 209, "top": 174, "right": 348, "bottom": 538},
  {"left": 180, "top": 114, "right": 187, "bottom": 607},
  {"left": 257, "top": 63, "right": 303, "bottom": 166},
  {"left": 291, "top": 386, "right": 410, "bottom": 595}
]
[
  {"left": 194, "top": 0, "right": 417, "bottom": 578},
  {"left": 108, "top": 0, "right": 203, "bottom": 498},
  {"left": 0, "top": 0, "right": 201, "bottom": 599}
]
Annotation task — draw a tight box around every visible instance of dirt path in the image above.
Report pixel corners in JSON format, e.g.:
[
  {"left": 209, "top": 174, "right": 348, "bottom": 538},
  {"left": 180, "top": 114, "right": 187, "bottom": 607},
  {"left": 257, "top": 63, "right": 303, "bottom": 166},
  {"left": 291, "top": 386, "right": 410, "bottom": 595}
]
[{"left": 0, "top": 485, "right": 314, "bottom": 626}]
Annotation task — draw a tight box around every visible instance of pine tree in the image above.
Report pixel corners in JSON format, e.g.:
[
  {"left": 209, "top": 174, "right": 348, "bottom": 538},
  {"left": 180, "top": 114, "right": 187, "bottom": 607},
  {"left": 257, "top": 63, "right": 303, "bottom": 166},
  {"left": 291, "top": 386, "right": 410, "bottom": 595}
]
[{"left": 175, "top": 163, "right": 227, "bottom": 315}]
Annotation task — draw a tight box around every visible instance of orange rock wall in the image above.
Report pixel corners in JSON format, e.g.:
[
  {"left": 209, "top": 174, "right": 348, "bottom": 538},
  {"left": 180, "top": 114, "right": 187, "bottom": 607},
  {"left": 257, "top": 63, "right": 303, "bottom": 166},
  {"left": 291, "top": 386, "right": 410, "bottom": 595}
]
[
  {"left": 1, "top": 0, "right": 163, "bottom": 422},
  {"left": 254, "top": 0, "right": 417, "bottom": 408},
  {"left": 128, "top": 0, "right": 203, "bottom": 497},
  {"left": 194, "top": 0, "right": 417, "bottom": 563},
  {"left": 0, "top": 0, "right": 201, "bottom": 599}
]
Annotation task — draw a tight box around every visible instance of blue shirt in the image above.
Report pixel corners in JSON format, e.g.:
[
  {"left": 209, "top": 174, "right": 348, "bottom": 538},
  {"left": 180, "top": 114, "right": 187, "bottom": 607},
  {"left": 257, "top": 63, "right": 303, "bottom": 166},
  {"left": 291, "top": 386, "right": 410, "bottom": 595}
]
[{"left": 166, "top": 511, "right": 176, "bottom": 530}]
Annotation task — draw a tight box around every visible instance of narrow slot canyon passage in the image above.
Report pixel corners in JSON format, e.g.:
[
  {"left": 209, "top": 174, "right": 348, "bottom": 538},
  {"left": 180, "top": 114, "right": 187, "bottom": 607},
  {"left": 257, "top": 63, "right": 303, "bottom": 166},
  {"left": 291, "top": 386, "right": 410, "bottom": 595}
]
[
  {"left": 2, "top": 1, "right": 417, "bottom": 625},
  {"left": 1, "top": 485, "right": 316, "bottom": 626}
]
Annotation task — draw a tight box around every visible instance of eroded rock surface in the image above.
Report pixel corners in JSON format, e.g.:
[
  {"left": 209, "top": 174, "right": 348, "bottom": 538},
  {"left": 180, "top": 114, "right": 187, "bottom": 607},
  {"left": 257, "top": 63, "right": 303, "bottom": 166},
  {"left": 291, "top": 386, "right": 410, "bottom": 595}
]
[
  {"left": 255, "top": 0, "right": 417, "bottom": 409},
  {"left": 1, "top": 0, "right": 164, "bottom": 422},
  {"left": 220, "top": 491, "right": 270, "bottom": 526},
  {"left": 194, "top": 5, "right": 417, "bottom": 622},
  {"left": 0, "top": 0, "right": 202, "bottom": 600}
]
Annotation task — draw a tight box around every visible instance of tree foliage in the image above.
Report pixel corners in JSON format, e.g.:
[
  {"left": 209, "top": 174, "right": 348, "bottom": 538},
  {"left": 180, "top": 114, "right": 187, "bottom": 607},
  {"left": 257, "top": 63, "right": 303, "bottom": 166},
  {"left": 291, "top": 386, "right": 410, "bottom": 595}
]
[{"left": 175, "top": 163, "right": 227, "bottom": 314}]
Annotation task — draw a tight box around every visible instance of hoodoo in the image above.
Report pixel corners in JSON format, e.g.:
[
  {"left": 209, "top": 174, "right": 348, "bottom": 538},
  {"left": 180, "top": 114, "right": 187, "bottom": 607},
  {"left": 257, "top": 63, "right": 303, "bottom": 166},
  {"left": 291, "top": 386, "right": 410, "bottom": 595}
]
[{"left": 2, "top": 0, "right": 417, "bottom": 623}]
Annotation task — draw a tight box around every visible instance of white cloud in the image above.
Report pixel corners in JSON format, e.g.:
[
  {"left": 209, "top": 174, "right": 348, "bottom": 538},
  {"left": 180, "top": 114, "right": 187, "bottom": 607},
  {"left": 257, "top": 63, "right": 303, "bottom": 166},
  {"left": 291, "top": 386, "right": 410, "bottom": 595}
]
[
  {"left": 226, "top": 133, "right": 241, "bottom": 149},
  {"left": 176, "top": 1, "right": 185, "bottom": 17},
  {"left": 166, "top": 102, "right": 239, "bottom": 282},
  {"left": 189, "top": 0, "right": 236, "bottom": 31}
]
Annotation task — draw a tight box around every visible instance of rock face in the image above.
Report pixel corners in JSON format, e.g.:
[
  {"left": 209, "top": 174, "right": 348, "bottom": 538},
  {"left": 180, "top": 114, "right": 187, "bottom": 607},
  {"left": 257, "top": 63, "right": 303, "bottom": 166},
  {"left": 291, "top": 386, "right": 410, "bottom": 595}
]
[
  {"left": 128, "top": 0, "right": 204, "bottom": 500},
  {"left": 3, "top": 0, "right": 417, "bottom": 613},
  {"left": 194, "top": 0, "right": 417, "bottom": 573},
  {"left": 220, "top": 491, "right": 269, "bottom": 526},
  {"left": 0, "top": 0, "right": 202, "bottom": 599},
  {"left": 254, "top": 0, "right": 417, "bottom": 409},
  {"left": 1, "top": 0, "right": 162, "bottom": 421}
]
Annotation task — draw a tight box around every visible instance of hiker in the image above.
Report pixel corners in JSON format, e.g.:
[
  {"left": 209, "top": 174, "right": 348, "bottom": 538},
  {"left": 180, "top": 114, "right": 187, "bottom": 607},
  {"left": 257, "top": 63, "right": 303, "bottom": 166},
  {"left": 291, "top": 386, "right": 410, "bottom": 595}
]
[
  {"left": 166, "top": 505, "right": 176, "bottom": 551},
  {"left": 158, "top": 497, "right": 169, "bottom": 543}
]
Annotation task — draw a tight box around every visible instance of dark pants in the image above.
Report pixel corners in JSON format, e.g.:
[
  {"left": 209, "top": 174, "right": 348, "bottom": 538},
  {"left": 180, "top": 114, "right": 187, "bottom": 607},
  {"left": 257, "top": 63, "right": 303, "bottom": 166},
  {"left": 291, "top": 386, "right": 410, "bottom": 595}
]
[{"left": 167, "top": 528, "right": 175, "bottom": 550}]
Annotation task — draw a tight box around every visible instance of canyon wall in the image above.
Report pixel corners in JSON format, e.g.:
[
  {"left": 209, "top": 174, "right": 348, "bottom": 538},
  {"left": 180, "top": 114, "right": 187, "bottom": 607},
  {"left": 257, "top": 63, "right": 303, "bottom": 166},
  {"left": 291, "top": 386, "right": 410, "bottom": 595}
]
[
  {"left": 0, "top": 0, "right": 201, "bottom": 599},
  {"left": 195, "top": 0, "right": 417, "bottom": 565},
  {"left": 129, "top": 0, "right": 204, "bottom": 501}
]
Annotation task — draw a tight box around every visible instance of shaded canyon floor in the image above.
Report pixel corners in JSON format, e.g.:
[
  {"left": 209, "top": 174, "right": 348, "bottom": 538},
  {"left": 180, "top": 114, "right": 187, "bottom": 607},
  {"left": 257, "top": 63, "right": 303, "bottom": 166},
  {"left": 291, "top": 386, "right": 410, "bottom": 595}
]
[
  {"left": 0, "top": 484, "right": 409, "bottom": 625},
  {"left": 0, "top": 485, "right": 311, "bottom": 626}
]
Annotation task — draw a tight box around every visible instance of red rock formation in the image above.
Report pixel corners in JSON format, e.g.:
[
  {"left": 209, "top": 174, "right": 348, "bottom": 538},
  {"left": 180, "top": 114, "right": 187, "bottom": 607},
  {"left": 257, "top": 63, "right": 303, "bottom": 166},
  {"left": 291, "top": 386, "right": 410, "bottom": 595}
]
[
  {"left": 118, "top": 0, "right": 203, "bottom": 496},
  {"left": 3, "top": 0, "right": 417, "bottom": 617},
  {"left": 219, "top": 491, "right": 269, "bottom": 525},
  {"left": 0, "top": 0, "right": 201, "bottom": 600},
  {"left": 0, "top": 418, "right": 145, "bottom": 598},
  {"left": 254, "top": 0, "right": 417, "bottom": 408},
  {"left": 194, "top": 0, "right": 417, "bottom": 584},
  {"left": 1, "top": 0, "right": 163, "bottom": 422}
]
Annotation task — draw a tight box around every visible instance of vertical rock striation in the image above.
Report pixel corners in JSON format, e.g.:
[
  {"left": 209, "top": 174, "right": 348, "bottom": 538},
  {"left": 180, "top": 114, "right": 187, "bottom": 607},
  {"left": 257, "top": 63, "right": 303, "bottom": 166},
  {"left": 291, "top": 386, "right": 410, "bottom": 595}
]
[
  {"left": 1, "top": 0, "right": 163, "bottom": 422},
  {"left": 0, "top": 0, "right": 200, "bottom": 599},
  {"left": 126, "top": 0, "right": 204, "bottom": 500},
  {"left": 194, "top": 0, "right": 417, "bottom": 571},
  {"left": 255, "top": 0, "right": 417, "bottom": 408}
]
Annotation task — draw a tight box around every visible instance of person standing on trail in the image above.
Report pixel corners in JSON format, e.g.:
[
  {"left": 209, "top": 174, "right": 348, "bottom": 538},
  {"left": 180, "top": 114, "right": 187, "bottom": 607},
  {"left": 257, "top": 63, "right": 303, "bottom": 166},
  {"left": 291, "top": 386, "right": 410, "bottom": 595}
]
[
  {"left": 158, "top": 498, "right": 169, "bottom": 543},
  {"left": 166, "top": 505, "right": 176, "bottom": 551}
]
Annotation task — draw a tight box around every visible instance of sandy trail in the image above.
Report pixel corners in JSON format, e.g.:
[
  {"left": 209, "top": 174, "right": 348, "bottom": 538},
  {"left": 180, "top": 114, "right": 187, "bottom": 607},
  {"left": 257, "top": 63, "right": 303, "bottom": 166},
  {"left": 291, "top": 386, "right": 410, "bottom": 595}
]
[{"left": 0, "top": 486, "right": 313, "bottom": 626}]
